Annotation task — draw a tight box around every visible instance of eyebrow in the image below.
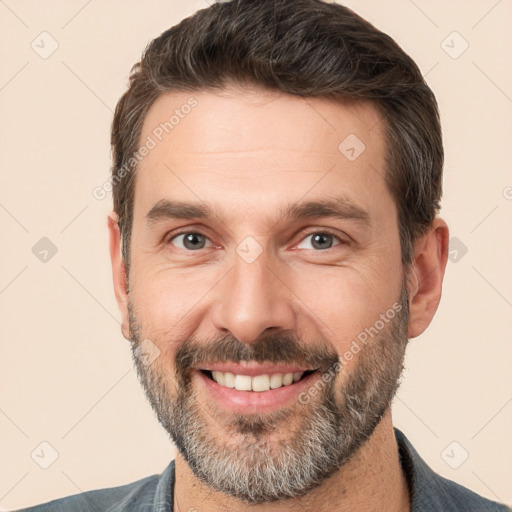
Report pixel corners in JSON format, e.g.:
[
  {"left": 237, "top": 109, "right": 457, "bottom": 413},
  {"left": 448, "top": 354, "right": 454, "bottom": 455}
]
[{"left": 145, "top": 197, "right": 372, "bottom": 228}]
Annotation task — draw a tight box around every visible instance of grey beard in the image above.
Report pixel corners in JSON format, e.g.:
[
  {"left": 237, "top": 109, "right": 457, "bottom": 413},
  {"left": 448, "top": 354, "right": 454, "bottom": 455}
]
[{"left": 129, "top": 286, "right": 409, "bottom": 504}]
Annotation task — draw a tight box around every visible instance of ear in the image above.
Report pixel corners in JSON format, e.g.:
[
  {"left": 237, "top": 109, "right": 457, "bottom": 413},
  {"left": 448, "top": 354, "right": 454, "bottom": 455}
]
[
  {"left": 108, "top": 212, "right": 130, "bottom": 340},
  {"left": 406, "top": 217, "right": 449, "bottom": 339}
]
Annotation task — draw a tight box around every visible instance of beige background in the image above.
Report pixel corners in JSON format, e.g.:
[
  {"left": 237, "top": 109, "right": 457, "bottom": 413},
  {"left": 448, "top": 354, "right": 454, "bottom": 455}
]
[{"left": 1, "top": 0, "right": 511, "bottom": 509}]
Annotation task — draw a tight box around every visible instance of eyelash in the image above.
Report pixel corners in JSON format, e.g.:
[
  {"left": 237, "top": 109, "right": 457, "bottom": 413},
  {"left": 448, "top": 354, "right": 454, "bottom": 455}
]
[
  {"left": 295, "top": 230, "right": 346, "bottom": 250},
  {"left": 165, "top": 229, "right": 347, "bottom": 251}
]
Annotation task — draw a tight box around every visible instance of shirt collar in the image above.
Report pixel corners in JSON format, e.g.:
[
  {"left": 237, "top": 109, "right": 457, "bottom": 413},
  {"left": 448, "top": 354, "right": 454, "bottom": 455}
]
[
  {"left": 394, "top": 427, "right": 455, "bottom": 511},
  {"left": 152, "top": 458, "right": 175, "bottom": 512}
]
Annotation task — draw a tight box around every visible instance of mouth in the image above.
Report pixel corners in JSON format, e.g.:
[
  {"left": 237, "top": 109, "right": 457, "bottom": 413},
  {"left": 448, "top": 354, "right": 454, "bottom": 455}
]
[
  {"left": 193, "top": 363, "right": 321, "bottom": 414},
  {"left": 199, "top": 368, "right": 317, "bottom": 392}
]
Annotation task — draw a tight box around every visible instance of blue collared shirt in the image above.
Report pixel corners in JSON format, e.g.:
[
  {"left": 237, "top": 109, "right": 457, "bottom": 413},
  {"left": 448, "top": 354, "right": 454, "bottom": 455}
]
[{"left": 17, "top": 429, "right": 510, "bottom": 511}]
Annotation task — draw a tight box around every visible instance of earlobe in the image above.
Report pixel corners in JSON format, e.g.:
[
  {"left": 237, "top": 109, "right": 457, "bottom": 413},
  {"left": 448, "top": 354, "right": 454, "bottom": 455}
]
[
  {"left": 406, "top": 217, "right": 449, "bottom": 339},
  {"left": 107, "top": 212, "right": 131, "bottom": 340}
]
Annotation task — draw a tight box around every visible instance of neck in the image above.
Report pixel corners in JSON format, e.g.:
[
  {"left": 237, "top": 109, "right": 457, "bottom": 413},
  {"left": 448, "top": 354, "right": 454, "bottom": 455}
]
[{"left": 173, "top": 410, "right": 410, "bottom": 512}]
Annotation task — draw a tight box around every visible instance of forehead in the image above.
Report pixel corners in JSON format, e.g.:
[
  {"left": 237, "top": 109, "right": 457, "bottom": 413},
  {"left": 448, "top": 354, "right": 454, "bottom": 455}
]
[{"left": 133, "top": 87, "right": 394, "bottom": 226}]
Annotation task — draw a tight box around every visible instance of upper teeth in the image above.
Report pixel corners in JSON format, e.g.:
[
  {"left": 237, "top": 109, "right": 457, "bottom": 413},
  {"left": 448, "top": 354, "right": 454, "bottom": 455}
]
[{"left": 211, "top": 371, "right": 304, "bottom": 392}]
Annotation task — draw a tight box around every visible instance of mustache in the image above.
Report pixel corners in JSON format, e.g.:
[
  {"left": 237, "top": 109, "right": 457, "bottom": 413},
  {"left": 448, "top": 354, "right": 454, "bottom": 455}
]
[{"left": 175, "top": 333, "right": 340, "bottom": 381}]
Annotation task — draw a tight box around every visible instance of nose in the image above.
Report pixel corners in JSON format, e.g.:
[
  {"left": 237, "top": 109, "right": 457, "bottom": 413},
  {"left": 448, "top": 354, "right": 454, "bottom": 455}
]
[{"left": 210, "top": 249, "right": 296, "bottom": 344}]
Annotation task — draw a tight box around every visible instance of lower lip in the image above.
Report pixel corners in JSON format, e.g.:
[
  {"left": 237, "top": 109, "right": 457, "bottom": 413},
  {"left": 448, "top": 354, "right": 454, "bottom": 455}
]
[{"left": 194, "top": 370, "right": 319, "bottom": 414}]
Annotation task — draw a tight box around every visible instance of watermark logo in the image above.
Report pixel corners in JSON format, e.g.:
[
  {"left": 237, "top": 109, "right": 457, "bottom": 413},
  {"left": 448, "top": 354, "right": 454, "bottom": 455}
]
[
  {"left": 32, "top": 237, "right": 58, "bottom": 263},
  {"left": 448, "top": 236, "right": 468, "bottom": 263},
  {"left": 134, "top": 339, "right": 161, "bottom": 367},
  {"left": 31, "top": 31, "right": 59, "bottom": 59},
  {"left": 31, "top": 441, "right": 59, "bottom": 469},
  {"left": 441, "top": 31, "right": 469, "bottom": 60},
  {"left": 441, "top": 441, "right": 469, "bottom": 469},
  {"left": 236, "top": 236, "right": 263, "bottom": 263},
  {"left": 338, "top": 134, "right": 366, "bottom": 161}
]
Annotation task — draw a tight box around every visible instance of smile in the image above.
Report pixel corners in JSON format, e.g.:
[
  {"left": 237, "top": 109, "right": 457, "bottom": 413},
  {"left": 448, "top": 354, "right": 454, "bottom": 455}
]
[
  {"left": 201, "top": 369, "right": 316, "bottom": 392},
  {"left": 194, "top": 363, "right": 320, "bottom": 414}
]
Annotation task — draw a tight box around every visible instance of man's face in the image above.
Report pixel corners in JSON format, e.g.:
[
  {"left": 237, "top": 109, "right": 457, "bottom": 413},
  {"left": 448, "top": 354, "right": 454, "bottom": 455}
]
[{"left": 123, "top": 88, "right": 409, "bottom": 503}]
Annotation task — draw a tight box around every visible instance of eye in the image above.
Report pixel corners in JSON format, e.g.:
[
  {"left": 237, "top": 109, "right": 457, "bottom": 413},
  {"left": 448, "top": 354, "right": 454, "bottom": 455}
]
[
  {"left": 168, "top": 232, "right": 213, "bottom": 251},
  {"left": 296, "top": 231, "right": 343, "bottom": 251}
]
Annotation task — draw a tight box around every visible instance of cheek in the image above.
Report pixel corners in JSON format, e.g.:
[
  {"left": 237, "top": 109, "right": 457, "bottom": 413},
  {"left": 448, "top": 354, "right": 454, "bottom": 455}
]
[
  {"left": 129, "top": 263, "right": 216, "bottom": 344},
  {"left": 288, "top": 262, "right": 402, "bottom": 355}
]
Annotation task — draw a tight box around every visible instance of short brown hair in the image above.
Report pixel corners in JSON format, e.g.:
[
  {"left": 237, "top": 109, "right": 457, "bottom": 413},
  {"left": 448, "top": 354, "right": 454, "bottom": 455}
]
[{"left": 111, "top": 0, "right": 443, "bottom": 271}]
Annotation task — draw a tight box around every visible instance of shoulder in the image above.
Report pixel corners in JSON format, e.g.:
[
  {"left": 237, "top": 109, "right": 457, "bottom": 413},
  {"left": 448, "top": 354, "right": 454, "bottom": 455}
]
[
  {"left": 15, "top": 460, "right": 175, "bottom": 512},
  {"left": 423, "top": 469, "right": 510, "bottom": 512},
  {"left": 394, "top": 428, "right": 510, "bottom": 512}
]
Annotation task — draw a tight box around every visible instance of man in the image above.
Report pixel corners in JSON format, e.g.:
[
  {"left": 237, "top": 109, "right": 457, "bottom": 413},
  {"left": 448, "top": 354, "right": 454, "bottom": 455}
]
[{"left": 20, "top": 0, "right": 509, "bottom": 511}]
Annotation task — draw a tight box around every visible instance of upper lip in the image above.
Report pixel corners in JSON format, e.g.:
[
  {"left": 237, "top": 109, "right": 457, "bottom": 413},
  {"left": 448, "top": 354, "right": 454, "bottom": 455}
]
[{"left": 195, "top": 362, "right": 315, "bottom": 377}]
